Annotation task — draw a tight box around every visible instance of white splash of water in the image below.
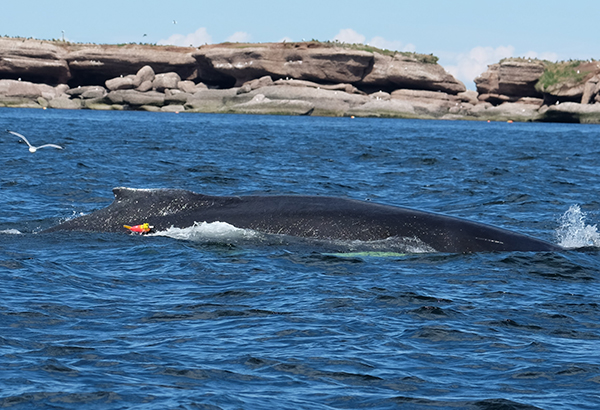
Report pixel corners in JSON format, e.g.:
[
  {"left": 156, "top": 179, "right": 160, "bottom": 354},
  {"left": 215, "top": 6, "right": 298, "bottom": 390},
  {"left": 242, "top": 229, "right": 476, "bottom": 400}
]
[
  {"left": 150, "top": 221, "right": 257, "bottom": 242},
  {"left": 555, "top": 205, "right": 600, "bottom": 249},
  {"left": 0, "top": 229, "right": 22, "bottom": 235}
]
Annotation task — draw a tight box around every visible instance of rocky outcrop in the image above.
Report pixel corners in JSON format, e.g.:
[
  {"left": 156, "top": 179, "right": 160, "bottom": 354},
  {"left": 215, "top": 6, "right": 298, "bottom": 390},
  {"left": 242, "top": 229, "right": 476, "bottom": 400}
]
[
  {"left": 390, "top": 89, "right": 462, "bottom": 117},
  {"left": 0, "top": 38, "right": 464, "bottom": 93},
  {"left": 229, "top": 84, "right": 370, "bottom": 116},
  {"left": 467, "top": 102, "right": 543, "bottom": 122},
  {"left": 192, "top": 43, "right": 374, "bottom": 88},
  {"left": 0, "top": 79, "right": 68, "bottom": 107},
  {"left": 185, "top": 89, "right": 239, "bottom": 112},
  {"left": 0, "top": 38, "right": 70, "bottom": 84},
  {"left": 538, "top": 102, "right": 600, "bottom": 123},
  {"left": 581, "top": 75, "right": 600, "bottom": 104},
  {"left": 4, "top": 70, "right": 599, "bottom": 123},
  {"left": 2, "top": 37, "right": 600, "bottom": 123},
  {"left": 475, "top": 59, "right": 545, "bottom": 104},
  {"left": 227, "top": 93, "right": 315, "bottom": 116},
  {"left": 271, "top": 78, "right": 363, "bottom": 94},
  {"left": 192, "top": 43, "right": 465, "bottom": 94},
  {"left": 0, "top": 37, "right": 198, "bottom": 87},
  {"left": 361, "top": 52, "right": 466, "bottom": 94},
  {"left": 0, "top": 38, "right": 467, "bottom": 118},
  {"left": 64, "top": 44, "right": 198, "bottom": 87},
  {"left": 476, "top": 59, "right": 600, "bottom": 107},
  {"left": 346, "top": 99, "right": 416, "bottom": 118}
]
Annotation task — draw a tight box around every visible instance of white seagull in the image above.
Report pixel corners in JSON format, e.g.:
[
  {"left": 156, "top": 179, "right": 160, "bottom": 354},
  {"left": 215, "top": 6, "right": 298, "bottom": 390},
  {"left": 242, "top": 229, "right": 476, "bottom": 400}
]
[{"left": 6, "top": 130, "right": 63, "bottom": 153}]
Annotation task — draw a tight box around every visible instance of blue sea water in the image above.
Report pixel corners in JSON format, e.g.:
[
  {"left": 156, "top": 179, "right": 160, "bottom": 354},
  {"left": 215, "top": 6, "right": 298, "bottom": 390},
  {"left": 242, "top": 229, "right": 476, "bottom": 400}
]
[{"left": 1, "top": 107, "right": 599, "bottom": 409}]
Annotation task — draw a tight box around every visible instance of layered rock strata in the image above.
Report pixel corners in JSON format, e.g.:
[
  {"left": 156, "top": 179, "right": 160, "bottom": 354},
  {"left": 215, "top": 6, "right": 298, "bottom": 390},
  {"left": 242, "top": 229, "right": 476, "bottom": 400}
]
[
  {"left": 2, "top": 38, "right": 600, "bottom": 123},
  {"left": 0, "top": 38, "right": 469, "bottom": 118},
  {"left": 474, "top": 58, "right": 600, "bottom": 123}
]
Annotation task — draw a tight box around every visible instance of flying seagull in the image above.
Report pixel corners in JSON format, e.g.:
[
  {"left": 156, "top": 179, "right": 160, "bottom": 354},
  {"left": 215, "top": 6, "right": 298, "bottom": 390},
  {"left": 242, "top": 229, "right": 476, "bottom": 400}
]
[{"left": 6, "top": 130, "right": 63, "bottom": 153}]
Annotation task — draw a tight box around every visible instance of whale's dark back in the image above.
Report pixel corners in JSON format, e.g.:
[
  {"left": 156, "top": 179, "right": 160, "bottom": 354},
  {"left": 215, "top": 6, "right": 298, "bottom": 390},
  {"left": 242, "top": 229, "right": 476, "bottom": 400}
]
[{"left": 43, "top": 187, "right": 562, "bottom": 253}]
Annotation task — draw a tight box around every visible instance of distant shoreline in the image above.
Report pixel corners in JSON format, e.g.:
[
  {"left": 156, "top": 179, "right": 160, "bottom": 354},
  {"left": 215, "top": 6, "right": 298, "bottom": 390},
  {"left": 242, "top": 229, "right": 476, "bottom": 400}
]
[{"left": 1, "top": 38, "right": 599, "bottom": 123}]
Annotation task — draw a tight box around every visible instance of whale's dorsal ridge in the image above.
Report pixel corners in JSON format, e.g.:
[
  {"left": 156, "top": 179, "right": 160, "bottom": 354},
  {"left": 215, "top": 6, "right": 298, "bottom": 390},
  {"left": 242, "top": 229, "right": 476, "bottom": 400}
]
[
  {"left": 113, "top": 187, "right": 158, "bottom": 201},
  {"left": 112, "top": 187, "right": 200, "bottom": 202}
]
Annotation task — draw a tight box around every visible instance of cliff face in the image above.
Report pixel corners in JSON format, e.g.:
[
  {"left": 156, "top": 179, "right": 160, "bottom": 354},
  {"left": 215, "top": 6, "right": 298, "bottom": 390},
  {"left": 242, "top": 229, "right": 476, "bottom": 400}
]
[
  {"left": 475, "top": 59, "right": 545, "bottom": 104},
  {"left": 192, "top": 43, "right": 375, "bottom": 88},
  {"left": 192, "top": 42, "right": 464, "bottom": 94},
  {"left": 472, "top": 58, "right": 600, "bottom": 123},
  {"left": 0, "top": 38, "right": 198, "bottom": 86},
  {"left": 0, "top": 38, "right": 465, "bottom": 94},
  {"left": 0, "top": 39, "right": 70, "bottom": 84}
]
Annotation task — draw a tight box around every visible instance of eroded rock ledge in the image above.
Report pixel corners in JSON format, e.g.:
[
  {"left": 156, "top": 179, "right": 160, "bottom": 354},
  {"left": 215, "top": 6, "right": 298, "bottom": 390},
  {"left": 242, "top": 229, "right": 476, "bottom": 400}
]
[{"left": 1, "top": 37, "right": 600, "bottom": 123}]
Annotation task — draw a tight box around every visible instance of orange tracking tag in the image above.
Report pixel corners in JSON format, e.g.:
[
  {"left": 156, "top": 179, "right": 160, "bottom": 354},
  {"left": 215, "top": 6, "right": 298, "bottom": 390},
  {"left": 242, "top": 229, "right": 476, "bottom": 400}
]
[{"left": 123, "top": 223, "right": 153, "bottom": 234}]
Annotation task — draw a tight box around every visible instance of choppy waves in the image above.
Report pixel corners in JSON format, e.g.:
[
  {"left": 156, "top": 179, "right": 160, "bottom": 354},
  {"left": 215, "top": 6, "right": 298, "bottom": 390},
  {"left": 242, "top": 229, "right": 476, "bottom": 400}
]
[{"left": 1, "top": 111, "right": 600, "bottom": 409}]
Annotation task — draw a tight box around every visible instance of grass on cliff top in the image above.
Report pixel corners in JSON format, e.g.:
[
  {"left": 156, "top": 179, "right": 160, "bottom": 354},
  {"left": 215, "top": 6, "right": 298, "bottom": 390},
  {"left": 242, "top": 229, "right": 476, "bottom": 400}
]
[
  {"left": 497, "top": 56, "right": 597, "bottom": 92},
  {"left": 535, "top": 60, "right": 594, "bottom": 92},
  {"left": 321, "top": 40, "right": 439, "bottom": 64},
  {"left": 217, "top": 39, "right": 439, "bottom": 64}
]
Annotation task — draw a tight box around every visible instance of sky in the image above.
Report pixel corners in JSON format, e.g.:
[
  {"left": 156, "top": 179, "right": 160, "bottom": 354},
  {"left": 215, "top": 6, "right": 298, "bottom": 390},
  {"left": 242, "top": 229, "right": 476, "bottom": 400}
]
[{"left": 2, "top": 0, "right": 600, "bottom": 89}]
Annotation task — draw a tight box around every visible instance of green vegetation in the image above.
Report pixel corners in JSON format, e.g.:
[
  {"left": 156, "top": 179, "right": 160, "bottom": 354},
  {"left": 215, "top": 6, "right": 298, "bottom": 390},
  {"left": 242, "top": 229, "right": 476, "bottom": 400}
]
[
  {"left": 217, "top": 42, "right": 270, "bottom": 49},
  {"left": 535, "top": 60, "right": 591, "bottom": 92},
  {"left": 214, "top": 39, "right": 440, "bottom": 64},
  {"left": 317, "top": 39, "right": 439, "bottom": 64},
  {"left": 495, "top": 57, "right": 598, "bottom": 94},
  {"left": 498, "top": 56, "right": 545, "bottom": 64}
]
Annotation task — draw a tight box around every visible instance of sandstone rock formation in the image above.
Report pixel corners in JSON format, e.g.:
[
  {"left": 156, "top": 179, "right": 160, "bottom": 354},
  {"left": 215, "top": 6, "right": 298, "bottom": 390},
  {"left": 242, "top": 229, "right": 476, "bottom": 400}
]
[
  {"left": 538, "top": 102, "right": 600, "bottom": 123},
  {"left": 0, "top": 38, "right": 464, "bottom": 94},
  {"left": 64, "top": 44, "right": 197, "bottom": 87},
  {"left": 192, "top": 42, "right": 374, "bottom": 88},
  {"left": 2, "top": 37, "right": 600, "bottom": 123},
  {"left": 581, "top": 75, "right": 600, "bottom": 104},
  {"left": 0, "top": 38, "right": 70, "bottom": 84},
  {"left": 475, "top": 59, "right": 545, "bottom": 104},
  {"left": 476, "top": 59, "right": 600, "bottom": 107},
  {"left": 227, "top": 93, "right": 315, "bottom": 116},
  {"left": 361, "top": 52, "right": 465, "bottom": 94},
  {"left": 0, "top": 37, "right": 198, "bottom": 87},
  {"left": 191, "top": 43, "right": 466, "bottom": 94}
]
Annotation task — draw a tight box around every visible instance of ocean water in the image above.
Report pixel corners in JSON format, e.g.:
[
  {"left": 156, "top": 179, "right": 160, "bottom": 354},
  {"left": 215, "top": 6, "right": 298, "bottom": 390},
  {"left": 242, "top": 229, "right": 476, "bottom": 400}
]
[{"left": 1, "top": 108, "right": 599, "bottom": 409}]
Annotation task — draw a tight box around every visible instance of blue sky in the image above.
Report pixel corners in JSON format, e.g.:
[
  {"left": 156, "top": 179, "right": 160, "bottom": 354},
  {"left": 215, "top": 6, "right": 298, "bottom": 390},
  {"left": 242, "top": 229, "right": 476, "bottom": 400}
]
[{"left": 2, "top": 0, "right": 599, "bottom": 89}]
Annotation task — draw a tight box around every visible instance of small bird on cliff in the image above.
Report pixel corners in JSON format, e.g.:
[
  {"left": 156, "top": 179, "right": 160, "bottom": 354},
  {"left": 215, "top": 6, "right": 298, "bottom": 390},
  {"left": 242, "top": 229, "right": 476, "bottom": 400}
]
[{"left": 6, "top": 130, "right": 63, "bottom": 153}]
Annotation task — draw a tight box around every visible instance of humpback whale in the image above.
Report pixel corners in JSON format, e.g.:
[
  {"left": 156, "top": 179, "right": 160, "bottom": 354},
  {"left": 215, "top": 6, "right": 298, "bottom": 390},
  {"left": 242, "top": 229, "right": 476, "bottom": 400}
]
[{"left": 43, "top": 187, "right": 563, "bottom": 253}]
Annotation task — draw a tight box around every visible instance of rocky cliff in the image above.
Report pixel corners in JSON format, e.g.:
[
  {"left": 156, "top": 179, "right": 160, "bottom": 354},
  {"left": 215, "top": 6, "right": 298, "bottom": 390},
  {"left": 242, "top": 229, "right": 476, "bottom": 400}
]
[
  {"left": 2, "top": 37, "right": 600, "bottom": 123},
  {"left": 474, "top": 58, "right": 600, "bottom": 123},
  {"left": 0, "top": 37, "right": 465, "bottom": 93}
]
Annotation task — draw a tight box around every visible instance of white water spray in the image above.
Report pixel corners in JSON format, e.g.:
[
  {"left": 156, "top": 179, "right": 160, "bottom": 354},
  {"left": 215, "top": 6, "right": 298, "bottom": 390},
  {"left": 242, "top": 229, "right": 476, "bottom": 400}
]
[
  {"left": 150, "top": 221, "right": 257, "bottom": 242},
  {"left": 555, "top": 205, "right": 600, "bottom": 249}
]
